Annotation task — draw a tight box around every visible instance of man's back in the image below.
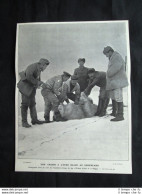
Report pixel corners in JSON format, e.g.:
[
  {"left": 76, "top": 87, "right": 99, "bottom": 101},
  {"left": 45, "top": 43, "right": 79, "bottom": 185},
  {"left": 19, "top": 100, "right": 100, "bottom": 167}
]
[
  {"left": 74, "top": 66, "right": 89, "bottom": 91},
  {"left": 44, "top": 75, "right": 63, "bottom": 95},
  {"left": 90, "top": 71, "right": 106, "bottom": 88}
]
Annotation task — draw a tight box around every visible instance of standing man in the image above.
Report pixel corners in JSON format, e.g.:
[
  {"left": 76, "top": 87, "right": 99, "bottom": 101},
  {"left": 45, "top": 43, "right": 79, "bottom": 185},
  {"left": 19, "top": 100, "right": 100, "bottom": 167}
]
[
  {"left": 84, "top": 68, "right": 109, "bottom": 117},
  {"left": 17, "top": 58, "right": 50, "bottom": 128},
  {"left": 41, "top": 72, "right": 71, "bottom": 122},
  {"left": 103, "top": 46, "right": 128, "bottom": 121},
  {"left": 61, "top": 75, "right": 81, "bottom": 105},
  {"left": 74, "top": 58, "right": 89, "bottom": 92}
]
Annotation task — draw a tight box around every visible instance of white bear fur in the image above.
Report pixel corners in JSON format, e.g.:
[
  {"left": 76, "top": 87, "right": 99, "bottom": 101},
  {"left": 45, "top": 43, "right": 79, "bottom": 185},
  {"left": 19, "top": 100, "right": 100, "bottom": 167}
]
[{"left": 58, "top": 92, "right": 97, "bottom": 120}]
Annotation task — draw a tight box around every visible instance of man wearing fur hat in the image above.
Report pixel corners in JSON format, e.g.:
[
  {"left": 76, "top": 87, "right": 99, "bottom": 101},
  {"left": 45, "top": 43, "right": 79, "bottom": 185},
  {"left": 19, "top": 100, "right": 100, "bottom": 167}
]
[
  {"left": 41, "top": 72, "right": 71, "bottom": 122},
  {"left": 74, "top": 58, "right": 89, "bottom": 92},
  {"left": 103, "top": 46, "right": 128, "bottom": 121},
  {"left": 17, "top": 58, "right": 50, "bottom": 128}
]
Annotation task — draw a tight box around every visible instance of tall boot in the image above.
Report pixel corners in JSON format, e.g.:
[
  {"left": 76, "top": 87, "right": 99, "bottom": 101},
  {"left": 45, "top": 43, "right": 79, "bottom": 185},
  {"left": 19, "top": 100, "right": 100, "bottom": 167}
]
[
  {"left": 111, "top": 102, "right": 124, "bottom": 122},
  {"left": 99, "top": 98, "right": 110, "bottom": 117},
  {"left": 44, "top": 114, "right": 50, "bottom": 123},
  {"left": 21, "top": 106, "right": 31, "bottom": 128},
  {"left": 54, "top": 111, "right": 67, "bottom": 122},
  {"left": 30, "top": 106, "right": 45, "bottom": 125},
  {"left": 95, "top": 97, "right": 103, "bottom": 116},
  {"left": 110, "top": 100, "right": 118, "bottom": 117}
]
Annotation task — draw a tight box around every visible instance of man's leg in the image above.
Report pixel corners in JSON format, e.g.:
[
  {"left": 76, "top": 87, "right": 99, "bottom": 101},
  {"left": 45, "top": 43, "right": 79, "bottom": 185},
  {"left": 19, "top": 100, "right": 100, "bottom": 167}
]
[
  {"left": 111, "top": 88, "right": 124, "bottom": 122},
  {"left": 43, "top": 97, "right": 52, "bottom": 123},
  {"left": 110, "top": 100, "right": 118, "bottom": 117},
  {"left": 52, "top": 95, "right": 67, "bottom": 122},
  {"left": 44, "top": 91, "right": 66, "bottom": 122},
  {"left": 41, "top": 89, "right": 52, "bottom": 123},
  {"left": 21, "top": 93, "right": 31, "bottom": 128},
  {"left": 109, "top": 90, "right": 118, "bottom": 117},
  {"left": 95, "top": 96, "right": 103, "bottom": 116},
  {"left": 29, "top": 89, "right": 45, "bottom": 125},
  {"left": 97, "top": 88, "right": 109, "bottom": 117}
]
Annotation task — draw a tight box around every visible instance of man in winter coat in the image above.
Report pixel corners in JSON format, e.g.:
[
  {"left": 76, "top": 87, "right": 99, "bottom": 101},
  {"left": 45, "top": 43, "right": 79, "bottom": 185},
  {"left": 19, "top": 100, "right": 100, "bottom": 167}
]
[
  {"left": 74, "top": 58, "right": 89, "bottom": 92},
  {"left": 103, "top": 46, "right": 128, "bottom": 121},
  {"left": 84, "top": 68, "right": 109, "bottom": 117},
  {"left": 61, "top": 75, "right": 81, "bottom": 105},
  {"left": 41, "top": 72, "right": 71, "bottom": 122},
  {"left": 17, "top": 58, "right": 50, "bottom": 128}
]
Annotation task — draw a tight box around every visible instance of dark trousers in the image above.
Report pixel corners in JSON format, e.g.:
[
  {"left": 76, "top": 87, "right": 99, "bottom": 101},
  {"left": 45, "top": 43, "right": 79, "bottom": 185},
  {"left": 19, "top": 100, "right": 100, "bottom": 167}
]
[
  {"left": 21, "top": 89, "right": 36, "bottom": 108},
  {"left": 41, "top": 89, "right": 60, "bottom": 117},
  {"left": 67, "top": 93, "right": 76, "bottom": 102},
  {"left": 21, "top": 89, "right": 38, "bottom": 123},
  {"left": 99, "top": 87, "right": 109, "bottom": 99}
]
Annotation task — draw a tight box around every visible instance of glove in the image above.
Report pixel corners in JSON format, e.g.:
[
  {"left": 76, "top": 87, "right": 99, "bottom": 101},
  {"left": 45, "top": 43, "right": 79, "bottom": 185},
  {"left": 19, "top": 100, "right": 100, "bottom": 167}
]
[{"left": 84, "top": 87, "right": 92, "bottom": 96}]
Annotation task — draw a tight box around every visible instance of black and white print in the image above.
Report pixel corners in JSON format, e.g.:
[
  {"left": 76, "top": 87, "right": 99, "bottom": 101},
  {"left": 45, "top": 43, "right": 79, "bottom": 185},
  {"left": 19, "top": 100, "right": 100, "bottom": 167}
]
[{"left": 15, "top": 21, "right": 132, "bottom": 174}]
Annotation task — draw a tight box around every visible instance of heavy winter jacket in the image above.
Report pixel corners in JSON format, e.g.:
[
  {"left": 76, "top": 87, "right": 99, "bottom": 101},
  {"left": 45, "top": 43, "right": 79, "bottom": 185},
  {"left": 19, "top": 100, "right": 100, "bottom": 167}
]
[
  {"left": 106, "top": 52, "right": 128, "bottom": 90},
  {"left": 61, "top": 79, "right": 80, "bottom": 100},
  {"left": 74, "top": 66, "right": 89, "bottom": 91},
  {"left": 17, "top": 63, "right": 42, "bottom": 96},
  {"left": 41, "top": 75, "right": 63, "bottom": 96}
]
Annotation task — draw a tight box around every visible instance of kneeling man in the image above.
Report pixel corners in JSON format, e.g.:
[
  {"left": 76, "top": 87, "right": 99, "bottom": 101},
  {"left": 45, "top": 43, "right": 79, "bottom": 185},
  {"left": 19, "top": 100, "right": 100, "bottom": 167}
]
[
  {"left": 103, "top": 46, "right": 128, "bottom": 121},
  {"left": 41, "top": 72, "right": 71, "bottom": 122},
  {"left": 61, "top": 75, "right": 81, "bottom": 105},
  {"left": 84, "top": 68, "right": 109, "bottom": 117}
]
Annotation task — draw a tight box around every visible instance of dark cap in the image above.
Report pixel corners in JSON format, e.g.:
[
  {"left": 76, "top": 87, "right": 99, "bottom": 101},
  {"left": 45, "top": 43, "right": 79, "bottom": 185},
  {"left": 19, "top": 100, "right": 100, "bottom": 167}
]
[
  {"left": 39, "top": 58, "right": 50, "bottom": 65},
  {"left": 103, "top": 46, "right": 114, "bottom": 54},
  {"left": 88, "top": 68, "right": 95, "bottom": 74},
  {"left": 71, "top": 75, "right": 78, "bottom": 80},
  {"left": 78, "top": 58, "right": 85, "bottom": 63},
  {"left": 63, "top": 71, "right": 71, "bottom": 77}
]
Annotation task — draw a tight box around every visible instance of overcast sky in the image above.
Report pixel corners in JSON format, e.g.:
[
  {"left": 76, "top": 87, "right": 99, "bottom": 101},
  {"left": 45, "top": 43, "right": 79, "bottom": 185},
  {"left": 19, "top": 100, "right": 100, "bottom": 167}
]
[{"left": 17, "top": 21, "right": 128, "bottom": 80}]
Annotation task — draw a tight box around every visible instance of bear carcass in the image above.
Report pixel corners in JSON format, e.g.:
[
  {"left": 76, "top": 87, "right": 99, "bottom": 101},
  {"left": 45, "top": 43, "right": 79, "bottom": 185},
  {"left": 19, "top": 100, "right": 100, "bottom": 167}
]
[{"left": 58, "top": 92, "right": 97, "bottom": 120}]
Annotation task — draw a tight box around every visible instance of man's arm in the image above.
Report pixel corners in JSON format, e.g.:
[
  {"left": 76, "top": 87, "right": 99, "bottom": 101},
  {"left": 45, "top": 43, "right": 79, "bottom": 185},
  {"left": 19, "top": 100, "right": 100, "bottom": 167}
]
[
  {"left": 84, "top": 77, "right": 98, "bottom": 96},
  {"left": 60, "top": 83, "right": 68, "bottom": 100},
  {"left": 74, "top": 84, "right": 81, "bottom": 104},
  {"left": 74, "top": 69, "right": 78, "bottom": 76},
  {"left": 53, "top": 79, "right": 63, "bottom": 96},
  {"left": 26, "top": 65, "right": 42, "bottom": 87}
]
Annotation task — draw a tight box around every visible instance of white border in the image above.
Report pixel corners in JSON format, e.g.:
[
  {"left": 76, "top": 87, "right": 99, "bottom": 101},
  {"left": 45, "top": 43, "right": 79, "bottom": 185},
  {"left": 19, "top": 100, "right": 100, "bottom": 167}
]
[{"left": 15, "top": 21, "right": 132, "bottom": 174}]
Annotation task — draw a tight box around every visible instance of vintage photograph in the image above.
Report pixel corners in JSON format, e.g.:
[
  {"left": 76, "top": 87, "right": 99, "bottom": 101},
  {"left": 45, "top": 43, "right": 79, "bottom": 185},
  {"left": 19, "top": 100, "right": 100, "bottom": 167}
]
[{"left": 15, "top": 21, "right": 132, "bottom": 173}]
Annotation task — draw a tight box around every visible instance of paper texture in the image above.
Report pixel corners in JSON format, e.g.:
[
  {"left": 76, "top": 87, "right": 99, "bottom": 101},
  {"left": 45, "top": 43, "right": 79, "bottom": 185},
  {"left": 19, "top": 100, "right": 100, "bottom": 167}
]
[{"left": 15, "top": 21, "right": 132, "bottom": 174}]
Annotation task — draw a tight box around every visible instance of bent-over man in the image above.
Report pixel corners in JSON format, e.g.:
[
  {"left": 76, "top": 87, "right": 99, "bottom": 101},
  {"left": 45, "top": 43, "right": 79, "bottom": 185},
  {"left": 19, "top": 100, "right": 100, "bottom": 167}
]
[
  {"left": 103, "top": 46, "right": 128, "bottom": 121},
  {"left": 17, "top": 58, "right": 49, "bottom": 128},
  {"left": 41, "top": 72, "right": 71, "bottom": 122},
  {"left": 61, "top": 75, "right": 81, "bottom": 105},
  {"left": 84, "top": 68, "right": 109, "bottom": 117}
]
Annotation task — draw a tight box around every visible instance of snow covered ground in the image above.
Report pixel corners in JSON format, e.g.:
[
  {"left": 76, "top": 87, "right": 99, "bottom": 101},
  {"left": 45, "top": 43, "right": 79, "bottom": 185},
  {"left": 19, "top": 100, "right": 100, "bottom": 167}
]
[{"left": 17, "top": 89, "right": 130, "bottom": 161}]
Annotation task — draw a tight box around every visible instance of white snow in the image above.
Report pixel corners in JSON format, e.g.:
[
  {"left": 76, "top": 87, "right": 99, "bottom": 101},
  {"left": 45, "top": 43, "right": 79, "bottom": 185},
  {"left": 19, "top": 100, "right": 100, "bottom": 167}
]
[{"left": 17, "top": 89, "right": 129, "bottom": 161}]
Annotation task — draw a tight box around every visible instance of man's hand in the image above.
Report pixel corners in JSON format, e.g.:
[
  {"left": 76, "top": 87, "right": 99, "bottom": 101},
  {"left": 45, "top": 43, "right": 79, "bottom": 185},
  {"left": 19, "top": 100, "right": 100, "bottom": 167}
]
[
  {"left": 38, "top": 81, "right": 44, "bottom": 86},
  {"left": 84, "top": 89, "right": 90, "bottom": 96},
  {"left": 41, "top": 83, "right": 47, "bottom": 89},
  {"left": 65, "top": 99, "right": 70, "bottom": 104}
]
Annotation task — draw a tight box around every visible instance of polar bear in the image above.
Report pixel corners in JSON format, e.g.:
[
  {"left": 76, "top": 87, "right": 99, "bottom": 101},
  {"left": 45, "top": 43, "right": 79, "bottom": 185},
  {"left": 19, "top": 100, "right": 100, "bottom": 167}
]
[{"left": 58, "top": 92, "right": 97, "bottom": 120}]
